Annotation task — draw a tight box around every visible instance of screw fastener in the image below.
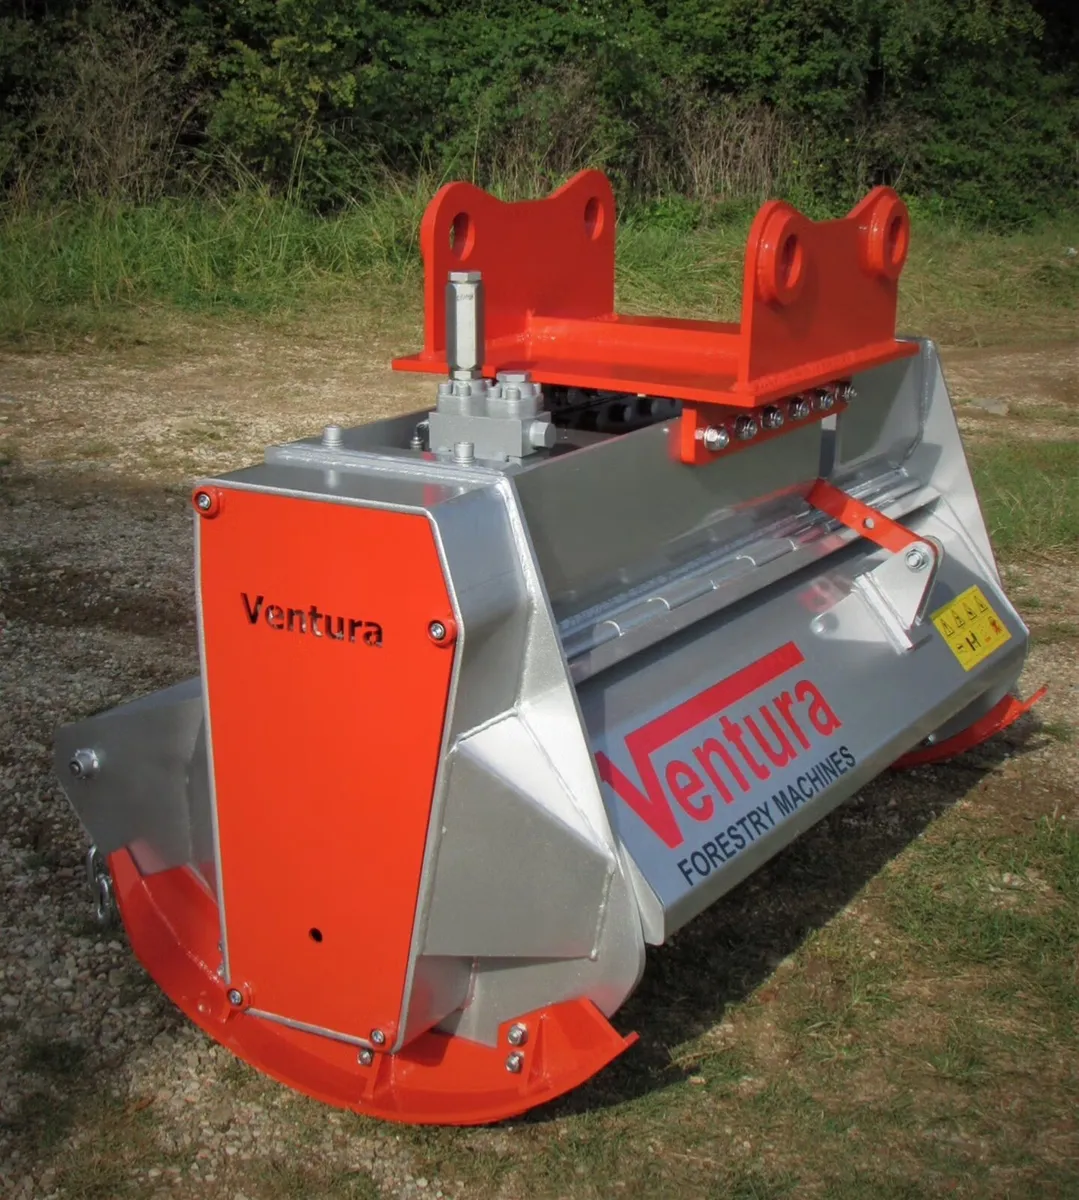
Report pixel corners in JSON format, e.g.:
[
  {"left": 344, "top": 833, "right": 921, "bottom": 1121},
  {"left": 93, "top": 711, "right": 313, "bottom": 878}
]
[
  {"left": 428, "top": 621, "right": 447, "bottom": 642},
  {"left": 358, "top": 1048, "right": 374, "bottom": 1067},
  {"left": 905, "top": 546, "right": 931, "bottom": 572},
  {"left": 761, "top": 405, "right": 785, "bottom": 431},
  {"left": 506, "top": 1052, "right": 524, "bottom": 1074},
  {"left": 69, "top": 748, "right": 99, "bottom": 780},
  {"left": 735, "top": 416, "right": 759, "bottom": 441},
  {"left": 702, "top": 425, "right": 730, "bottom": 452},
  {"left": 227, "top": 988, "right": 244, "bottom": 1007},
  {"left": 370, "top": 1029, "right": 386, "bottom": 1046},
  {"left": 507, "top": 1023, "right": 528, "bottom": 1047},
  {"left": 789, "top": 396, "right": 812, "bottom": 421},
  {"left": 195, "top": 491, "right": 213, "bottom": 511}
]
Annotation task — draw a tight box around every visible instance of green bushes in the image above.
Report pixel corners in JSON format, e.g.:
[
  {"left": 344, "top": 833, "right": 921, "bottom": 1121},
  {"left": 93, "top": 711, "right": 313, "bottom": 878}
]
[{"left": 1, "top": 0, "right": 1076, "bottom": 223}]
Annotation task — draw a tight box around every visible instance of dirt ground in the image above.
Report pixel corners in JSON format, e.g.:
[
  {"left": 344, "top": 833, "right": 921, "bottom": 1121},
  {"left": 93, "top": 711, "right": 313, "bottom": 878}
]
[{"left": 0, "top": 327, "right": 1077, "bottom": 1199}]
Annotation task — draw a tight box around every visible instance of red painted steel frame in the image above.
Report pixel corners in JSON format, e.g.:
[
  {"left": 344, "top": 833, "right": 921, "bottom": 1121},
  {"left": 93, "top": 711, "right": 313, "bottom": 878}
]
[
  {"left": 893, "top": 688, "right": 1047, "bottom": 768},
  {"left": 392, "top": 170, "right": 918, "bottom": 452},
  {"left": 108, "top": 850, "right": 637, "bottom": 1124}
]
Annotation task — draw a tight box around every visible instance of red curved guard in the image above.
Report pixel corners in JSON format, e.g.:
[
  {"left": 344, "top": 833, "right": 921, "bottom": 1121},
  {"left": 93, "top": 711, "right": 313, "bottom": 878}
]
[
  {"left": 893, "top": 687, "right": 1047, "bottom": 768},
  {"left": 107, "top": 849, "right": 636, "bottom": 1126}
]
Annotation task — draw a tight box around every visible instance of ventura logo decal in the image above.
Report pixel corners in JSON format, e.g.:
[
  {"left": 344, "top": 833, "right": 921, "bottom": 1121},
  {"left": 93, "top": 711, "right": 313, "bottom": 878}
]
[
  {"left": 240, "top": 593, "right": 383, "bottom": 647},
  {"left": 595, "top": 642, "right": 844, "bottom": 850}
]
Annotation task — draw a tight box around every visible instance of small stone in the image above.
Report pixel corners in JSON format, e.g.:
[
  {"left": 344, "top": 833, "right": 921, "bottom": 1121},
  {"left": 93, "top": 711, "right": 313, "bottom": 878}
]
[{"left": 968, "top": 397, "right": 1009, "bottom": 416}]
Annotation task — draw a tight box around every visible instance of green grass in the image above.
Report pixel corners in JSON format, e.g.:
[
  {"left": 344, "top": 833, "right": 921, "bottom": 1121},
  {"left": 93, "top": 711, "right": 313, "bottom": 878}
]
[
  {"left": 394, "top": 805, "right": 1079, "bottom": 1197},
  {"left": 969, "top": 440, "right": 1079, "bottom": 556},
  {"left": 1, "top": 184, "right": 1075, "bottom": 347},
  {"left": 0, "top": 188, "right": 428, "bottom": 343}
]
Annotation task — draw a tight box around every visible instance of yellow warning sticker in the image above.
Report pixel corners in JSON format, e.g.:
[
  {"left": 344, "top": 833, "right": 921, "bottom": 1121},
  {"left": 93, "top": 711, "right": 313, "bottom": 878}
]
[{"left": 931, "top": 585, "right": 1011, "bottom": 671}]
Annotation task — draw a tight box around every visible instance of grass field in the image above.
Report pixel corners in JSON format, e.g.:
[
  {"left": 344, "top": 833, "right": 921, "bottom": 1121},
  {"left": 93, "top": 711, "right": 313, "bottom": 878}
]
[{"left": 1, "top": 187, "right": 1077, "bottom": 350}]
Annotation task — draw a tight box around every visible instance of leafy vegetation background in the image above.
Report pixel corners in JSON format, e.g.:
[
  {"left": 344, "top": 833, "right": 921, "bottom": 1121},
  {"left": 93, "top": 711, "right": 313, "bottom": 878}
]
[{"left": 2, "top": 0, "right": 1076, "bottom": 223}]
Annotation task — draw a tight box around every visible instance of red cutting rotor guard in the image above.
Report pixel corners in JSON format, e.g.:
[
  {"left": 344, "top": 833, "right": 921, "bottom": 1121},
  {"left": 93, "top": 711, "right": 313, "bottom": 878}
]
[
  {"left": 108, "top": 850, "right": 636, "bottom": 1126},
  {"left": 392, "top": 170, "right": 917, "bottom": 463}
]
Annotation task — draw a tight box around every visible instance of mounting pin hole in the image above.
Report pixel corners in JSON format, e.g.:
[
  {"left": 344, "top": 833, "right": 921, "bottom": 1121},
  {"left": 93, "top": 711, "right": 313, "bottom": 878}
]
[
  {"left": 886, "top": 213, "right": 907, "bottom": 265},
  {"left": 309, "top": 927, "right": 323, "bottom": 943},
  {"left": 584, "top": 197, "right": 604, "bottom": 240},
  {"left": 779, "top": 232, "right": 802, "bottom": 290},
  {"left": 449, "top": 212, "right": 474, "bottom": 261}
]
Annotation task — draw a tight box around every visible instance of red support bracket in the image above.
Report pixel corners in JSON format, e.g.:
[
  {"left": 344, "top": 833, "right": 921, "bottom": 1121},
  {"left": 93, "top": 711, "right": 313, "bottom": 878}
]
[
  {"left": 392, "top": 170, "right": 918, "bottom": 464},
  {"left": 807, "top": 478, "right": 935, "bottom": 561}
]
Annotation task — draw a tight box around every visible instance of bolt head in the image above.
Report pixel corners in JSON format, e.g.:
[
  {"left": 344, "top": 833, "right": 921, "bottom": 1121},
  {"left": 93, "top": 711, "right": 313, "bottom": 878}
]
[
  {"left": 505, "top": 1051, "right": 524, "bottom": 1074},
  {"left": 789, "top": 396, "right": 812, "bottom": 421},
  {"left": 702, "top": 425, "right": 730, "bottom": 452},
  {"left": 227, "top": 988, "right": 244, "bottom": 1007},
  {"left": 428, "top": 621, "right": 447, "bottom": 643},
  {"left": 358, "top": 1048, "right": 374, "bottom": 1067},
  {"left": 507, "top": 1022, "right": 528, "bottom": 1047},
  {"left": 761, "top": 405, "right": 785, "bottom": 431},
  {"left": 905, "top": 546, "right": 930, "bottom": 572},
  {"left": 816, "top": 390, "right": 836, "bottom": 412},
  {"left": 370, "top": 1028, "right": 386, "bottom": 1046},
  {"left": 69, "top": 748, "right": 99, "bottom": 780},
  {"left": 735, "top": 416, "right": 759, "bottom": 441},
  {"left": 195, "top": 491, "right": 213, "bottom": 512}
]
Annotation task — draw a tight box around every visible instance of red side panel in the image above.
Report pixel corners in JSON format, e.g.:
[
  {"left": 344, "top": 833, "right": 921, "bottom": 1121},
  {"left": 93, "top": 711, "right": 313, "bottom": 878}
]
[{"left": 197, "top": 488, "right": 456, "bottom": 1043}]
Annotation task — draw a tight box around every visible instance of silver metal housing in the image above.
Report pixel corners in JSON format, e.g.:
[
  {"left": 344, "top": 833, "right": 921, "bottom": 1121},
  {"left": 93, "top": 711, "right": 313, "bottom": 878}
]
[{"left": 54, "top": 340, "right": 1029, "bottom": 1054}]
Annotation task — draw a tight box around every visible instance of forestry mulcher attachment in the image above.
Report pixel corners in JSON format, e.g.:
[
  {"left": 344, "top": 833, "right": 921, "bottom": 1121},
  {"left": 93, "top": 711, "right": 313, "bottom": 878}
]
[{"left": 55, "top": 171, "right": 1042, "bottom": 1125}]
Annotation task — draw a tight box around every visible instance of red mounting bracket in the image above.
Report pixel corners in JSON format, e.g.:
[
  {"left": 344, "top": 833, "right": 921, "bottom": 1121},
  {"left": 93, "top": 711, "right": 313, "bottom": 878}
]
[{"left": 392, "top": 170, "right": 918, "bottom": 463}]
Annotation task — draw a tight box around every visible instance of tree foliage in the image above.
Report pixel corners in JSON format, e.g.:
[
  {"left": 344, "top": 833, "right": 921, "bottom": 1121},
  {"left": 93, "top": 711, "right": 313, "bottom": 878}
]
[{"left": 1, "top": 0, "right": 1075, "bottom": 221}]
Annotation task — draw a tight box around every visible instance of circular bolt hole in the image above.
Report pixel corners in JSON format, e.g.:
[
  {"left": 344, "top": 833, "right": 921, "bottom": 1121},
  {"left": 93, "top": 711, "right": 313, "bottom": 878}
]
[
  {"left": 778, "top": 232, "right": 802, "bottom": 291},
  {"left": 308, "top": 927, "right": 323, "bottom": 943},
  {"left": 885, "top": 213, "right": 909, "bottom": 267},
  {"left": 584, "top": 197, "right": 604, "bottom": 241},
  {"left": 449, "top": 212, "right": 474, "bottom": 261}
]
